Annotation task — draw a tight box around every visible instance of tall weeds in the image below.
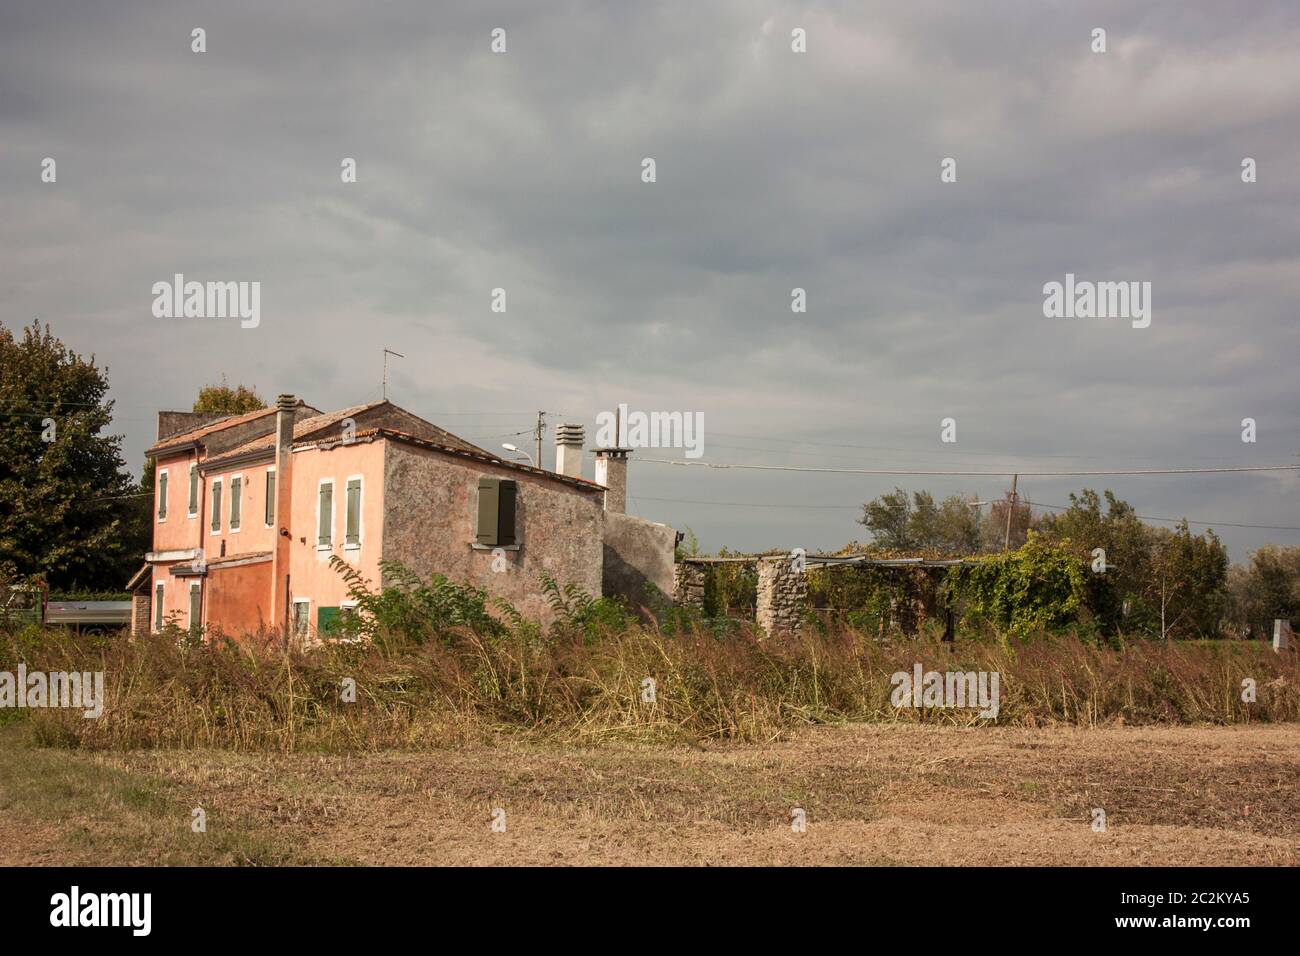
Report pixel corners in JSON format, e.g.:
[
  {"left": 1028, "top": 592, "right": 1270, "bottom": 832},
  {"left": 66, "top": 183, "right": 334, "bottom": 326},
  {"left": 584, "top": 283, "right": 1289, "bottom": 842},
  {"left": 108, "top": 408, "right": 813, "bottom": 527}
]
[{"left": 2, "top": 622, "right": 1296, "bottom": 752}]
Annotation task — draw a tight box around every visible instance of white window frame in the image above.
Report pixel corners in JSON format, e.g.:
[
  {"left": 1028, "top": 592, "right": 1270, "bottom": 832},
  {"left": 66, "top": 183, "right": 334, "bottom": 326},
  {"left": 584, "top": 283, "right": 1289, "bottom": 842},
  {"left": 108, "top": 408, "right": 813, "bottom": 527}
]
[
  {"left": 188, "top": 462, "right": 199, "bottom": 519},
  {"left": 264, "top": 467, "right": 276, "bottom": 528},
  {"left": 292, "top": 598, "right": 311, "bottom": 638},
  {"left": 344, "top": 474, "right": 364, "bottom": 551},
  {"left": 229, "top": 472, "right": 244, "bottom": 533},
  {"left": 156, "top": 468, "right": 169, "bottom": 523},
  {"left": 210, "top": 478, "right": 223, "bottom": 536},
  {"left": 317, "top": 478, "right": 335, "bottom": 551},
  {"left": 189, "top": 581, "right": 202, "bottom": 628},
  {"left": 154, "top": 581, "right": 165, "bottom": 632}
]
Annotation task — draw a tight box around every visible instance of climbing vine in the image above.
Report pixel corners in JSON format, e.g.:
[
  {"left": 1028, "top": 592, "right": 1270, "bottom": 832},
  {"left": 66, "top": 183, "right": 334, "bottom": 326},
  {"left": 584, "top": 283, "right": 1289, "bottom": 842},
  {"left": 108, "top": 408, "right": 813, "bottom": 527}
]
[{"left": 946, "top": 533, "right": 1087, "bottom": 641}]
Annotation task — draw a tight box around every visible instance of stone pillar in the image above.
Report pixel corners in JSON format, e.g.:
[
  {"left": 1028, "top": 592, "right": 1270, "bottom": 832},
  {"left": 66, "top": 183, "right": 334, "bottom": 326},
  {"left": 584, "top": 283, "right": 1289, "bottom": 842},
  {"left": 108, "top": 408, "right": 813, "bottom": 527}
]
[
  {"left": 673, "top": 562, "right": 705, "bottom": 610},
  {"left": 1275, "top": 619, "right": 1293, "bottom": 652},
  {"left": 756, "top": 557, "right": 807, "bottom": 635}
]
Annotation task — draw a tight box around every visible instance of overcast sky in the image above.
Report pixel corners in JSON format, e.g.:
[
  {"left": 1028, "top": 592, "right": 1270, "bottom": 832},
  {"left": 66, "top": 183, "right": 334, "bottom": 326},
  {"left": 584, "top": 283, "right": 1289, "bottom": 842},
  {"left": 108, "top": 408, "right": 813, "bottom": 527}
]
[{"left": 3, "top": 0, "right": 1298, "bottom": 560}]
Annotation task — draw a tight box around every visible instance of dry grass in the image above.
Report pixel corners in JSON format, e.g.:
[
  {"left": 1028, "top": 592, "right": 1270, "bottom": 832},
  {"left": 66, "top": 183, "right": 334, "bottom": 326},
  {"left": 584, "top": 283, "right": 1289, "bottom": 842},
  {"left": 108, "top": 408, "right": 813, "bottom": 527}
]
[{"left": 2, "top": 624, "right": 1296, "bottom": 752}]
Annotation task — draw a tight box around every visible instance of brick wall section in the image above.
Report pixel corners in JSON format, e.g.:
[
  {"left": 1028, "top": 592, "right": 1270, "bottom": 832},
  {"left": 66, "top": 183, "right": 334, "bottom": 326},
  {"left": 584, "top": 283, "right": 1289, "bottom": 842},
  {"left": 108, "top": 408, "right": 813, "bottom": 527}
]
[
  {"left": 756, "top": 558, "right": 807, "bottom": 635},
  {"left": 130, "top": 590, "right": 151, "bottom": 636},
  {"left": 673, "top": 563, "right": 705, "bottom": 610}
]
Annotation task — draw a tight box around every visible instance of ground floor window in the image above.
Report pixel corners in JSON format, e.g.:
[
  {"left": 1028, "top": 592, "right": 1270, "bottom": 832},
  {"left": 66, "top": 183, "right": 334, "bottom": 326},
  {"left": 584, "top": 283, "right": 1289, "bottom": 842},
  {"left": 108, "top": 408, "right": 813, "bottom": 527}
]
[
  {"left": 292, "top": 599, "right": 310, "bottom": 639},
  {"left": 154, "top": 582, "right": 164, "bottom": 631},
  {"left": 189, "top": 582, "right": 202, "bottom": 631}
]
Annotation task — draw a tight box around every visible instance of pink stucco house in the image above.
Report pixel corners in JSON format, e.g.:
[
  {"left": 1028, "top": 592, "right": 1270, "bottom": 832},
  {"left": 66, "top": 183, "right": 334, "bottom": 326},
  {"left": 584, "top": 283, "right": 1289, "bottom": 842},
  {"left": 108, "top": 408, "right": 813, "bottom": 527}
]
[{"left": 133, "top": 395, "right": 676, "bottom": 642}]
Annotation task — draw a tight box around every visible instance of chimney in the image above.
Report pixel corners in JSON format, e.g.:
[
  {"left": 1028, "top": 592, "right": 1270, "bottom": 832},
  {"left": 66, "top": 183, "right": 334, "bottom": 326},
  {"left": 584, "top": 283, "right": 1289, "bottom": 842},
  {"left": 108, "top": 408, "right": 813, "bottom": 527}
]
[
  {"left": 269, "top": 394, "right": 298, "bottom": 641},
  {"left": 554, "top": 423, "right": 585, "bottom": 479},
  {"left": 593, "top": 448, "right": 629, "bottom": 514}
]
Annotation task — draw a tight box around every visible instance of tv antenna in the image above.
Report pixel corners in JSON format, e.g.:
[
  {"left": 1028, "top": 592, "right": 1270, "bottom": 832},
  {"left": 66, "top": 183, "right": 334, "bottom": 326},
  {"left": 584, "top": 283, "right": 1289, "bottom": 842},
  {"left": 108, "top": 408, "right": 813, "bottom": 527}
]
[{"left": 382, "top": 348, "right": 405, "bottom": 400}]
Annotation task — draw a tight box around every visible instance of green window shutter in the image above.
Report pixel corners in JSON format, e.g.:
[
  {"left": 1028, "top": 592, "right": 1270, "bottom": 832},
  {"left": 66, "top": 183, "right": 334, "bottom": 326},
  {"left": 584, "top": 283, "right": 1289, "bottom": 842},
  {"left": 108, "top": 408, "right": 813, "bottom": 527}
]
[
  {"left": 188, "top": 465, "right": 198, "bottom": 514},
  {"left": 157, "top": 472, "right": 168, "bottom": 519},
  {"left": 154, "top": 584, "right": 164, "bottom": 630},
  {"left": 317, "top": 606, "right": 341, "bottom": 636},
  {"left": 476, "top": 477, "right": 499, "bottom": 545},
  {"left": 211, "top": 482, "right": 222, "bottom": 532},
  {"left": 265, "top": 470, "right": 275, "bottom": 526},
  {"left": 189, "top": 585, "right": 202, "bottom": 628},
  {"left": 230, "top": 476, "right": 242, "bottom": 529},
  {"left": 345, "top": 479, "right": 361, "bottom": 545},
  {"left": 498, "top": 480, "right": 517, "bottom": 545},
  {"left": 318, "top": 483, "right": 333, "bottom": 545}
]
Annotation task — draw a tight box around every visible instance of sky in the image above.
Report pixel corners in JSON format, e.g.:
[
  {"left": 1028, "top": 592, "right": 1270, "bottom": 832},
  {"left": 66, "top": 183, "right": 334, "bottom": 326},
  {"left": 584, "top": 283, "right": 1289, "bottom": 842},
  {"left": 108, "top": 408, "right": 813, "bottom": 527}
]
[{"left": 2, "top": 0, "right": 1298, "bottom": 561}]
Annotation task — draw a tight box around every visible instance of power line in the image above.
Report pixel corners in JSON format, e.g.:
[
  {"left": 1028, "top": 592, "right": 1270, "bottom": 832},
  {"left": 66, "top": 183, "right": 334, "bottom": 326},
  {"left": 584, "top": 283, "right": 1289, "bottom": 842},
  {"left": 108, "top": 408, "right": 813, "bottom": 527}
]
[
  {"left": 704, "top": 430, "right": 1292, "bottom": 464},
  {"left": 1024, "top": 500, "right": 1300, "bottom": 532},
  {"left": 634, "top": 456, "right": 1300, "bottom": 478},
  {"left": 626, "top": 493, "right": 1300, "bottom": 533},
  {"left": 629, "top": 494, "right": 1300, "bottom": 533}
]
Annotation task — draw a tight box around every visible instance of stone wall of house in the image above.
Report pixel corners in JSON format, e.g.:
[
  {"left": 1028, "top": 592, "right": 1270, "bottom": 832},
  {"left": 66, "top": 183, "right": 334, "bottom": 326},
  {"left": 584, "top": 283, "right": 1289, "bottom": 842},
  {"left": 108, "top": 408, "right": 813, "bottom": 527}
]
[
  {"left": 756, "top": 558, "right": 806, "bottom": 635},
  {"left": 673, "top": 562, "right": 705, "bottom": 610},
  {"left": 381, "top": 440, "right": 605, "bottom": 625},
  {"left": 602, "top": 511, "right": 676, "bottom": 610}
]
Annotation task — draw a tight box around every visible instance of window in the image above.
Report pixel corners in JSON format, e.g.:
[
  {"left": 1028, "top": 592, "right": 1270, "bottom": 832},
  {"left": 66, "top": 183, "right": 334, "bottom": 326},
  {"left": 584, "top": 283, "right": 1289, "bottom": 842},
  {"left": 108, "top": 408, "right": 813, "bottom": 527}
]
[
  {"left": 265, "top": 469, "right": 276, "bottom": 526},
  {"left": 188, "top": 463, "right": 199, "bottom": 517},
  {"left": 317, "top": 480, "right": 334, "bottom": 548},
  {"left": 154, "top": 582, "right": 164, "bottom": 631},
  {"left": 292, "top": 599, "right": 310, "bottom": 639},
  {"left": 345, "top": 477, "right": 362, "bottom": 548},
  {"left": 229, "top": 474, "right": 242, "bottom": 531},
  {"left": 157, "top": 469, "right": 168, "bottom": 521},
  {"left": 189, "top": 582, "right": 202, "bottom": 630},
  {"left": 476, "top": 477, "right": 517, "bottom": 546},
  {"left": 210, "top": 479, "right": 223, "bottom": 534}
]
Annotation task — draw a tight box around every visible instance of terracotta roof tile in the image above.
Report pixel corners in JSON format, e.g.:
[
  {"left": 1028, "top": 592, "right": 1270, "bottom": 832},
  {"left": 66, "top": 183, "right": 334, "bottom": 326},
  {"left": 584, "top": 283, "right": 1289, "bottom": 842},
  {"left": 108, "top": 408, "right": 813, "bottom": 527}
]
[
  {"left": 296, "top": 426, "right": 606, "bottom": 493},
  {"left": 146, "top": 405, "right": 281, "bottom": 454},
  {"left": 204, "top": 400, "right": 488, "bottom": 467}
]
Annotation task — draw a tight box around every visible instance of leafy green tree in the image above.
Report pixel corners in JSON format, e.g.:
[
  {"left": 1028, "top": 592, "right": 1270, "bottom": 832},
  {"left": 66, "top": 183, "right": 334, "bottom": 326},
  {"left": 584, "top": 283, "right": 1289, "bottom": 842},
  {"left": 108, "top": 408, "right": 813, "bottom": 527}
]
[
  {"left": 193, "top": 376, "right": 266, "bottom": 416},
  {"left": 1144, "top": 521, "right": 1227, "bottom": 639},
  {"left": 860, "top": 487, "right": 982, "bottom": 554},
  {"left": 860, "top": 488, "right": 913, "bottom": 549},
  {"left": 0, "top": 321, "right": 146, "bottom": 589},
  {"left": 1227, "top": 545, "right": 1300, "bottom": 639},
  {"left": 1038, "top": 489, "right": 1150, "bottom": 635}
]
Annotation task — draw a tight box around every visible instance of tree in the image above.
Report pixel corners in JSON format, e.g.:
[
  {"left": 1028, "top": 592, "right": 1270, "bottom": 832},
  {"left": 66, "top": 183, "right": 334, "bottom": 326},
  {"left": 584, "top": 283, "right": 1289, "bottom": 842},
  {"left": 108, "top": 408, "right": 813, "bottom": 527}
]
[
  {"left": 1143, "top": 522, "right": 1228, "bottom": 640},
  {"left": 193, "top": 376, "right": 266, "bottom": 416},
  {"left": 1037, "top": 489, "right": 1150, "bottom": 635},
  {"left": 1226, "top": 545, "right": 1300, "bottom": 640},
  {"left": 1038, "top": 491, "right": 1228, "bottom": 639},
  {"left": 859, "top": 487, "right": 982, "bottom": 555},
  {"left": 0, "top": 321, "right": 147, "bottom": 590},
  {"left": 980, "top": 490, "right": 1035, "bottom": 552}
]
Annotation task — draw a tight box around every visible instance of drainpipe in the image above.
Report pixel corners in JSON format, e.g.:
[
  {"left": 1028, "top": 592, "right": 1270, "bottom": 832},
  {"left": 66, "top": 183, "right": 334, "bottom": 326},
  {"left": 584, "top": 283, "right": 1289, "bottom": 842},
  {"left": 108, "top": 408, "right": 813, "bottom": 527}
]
[{"left": 269, "top": 394, "right": 297, "bottom": 642}]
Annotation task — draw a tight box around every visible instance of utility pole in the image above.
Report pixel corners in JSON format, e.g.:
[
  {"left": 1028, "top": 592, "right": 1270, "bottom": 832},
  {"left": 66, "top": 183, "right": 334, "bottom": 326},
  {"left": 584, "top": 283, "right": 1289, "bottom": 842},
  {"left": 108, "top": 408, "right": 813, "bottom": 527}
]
[
  {"left": 1003, "top": 473, "right": 1019, "bottom": 552},
  {"left": 382, "top": 348, "right": 404, "bottom": 400},
  {"left": 534, "top": 411, "right": 546, "bottom": 470}
]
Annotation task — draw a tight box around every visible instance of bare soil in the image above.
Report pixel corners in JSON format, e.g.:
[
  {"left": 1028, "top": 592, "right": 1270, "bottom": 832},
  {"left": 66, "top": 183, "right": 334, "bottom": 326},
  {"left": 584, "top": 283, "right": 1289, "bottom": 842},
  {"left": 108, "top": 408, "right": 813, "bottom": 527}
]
[{"left": 1, "top": 723, "right": 1296, "bottom": 865}]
